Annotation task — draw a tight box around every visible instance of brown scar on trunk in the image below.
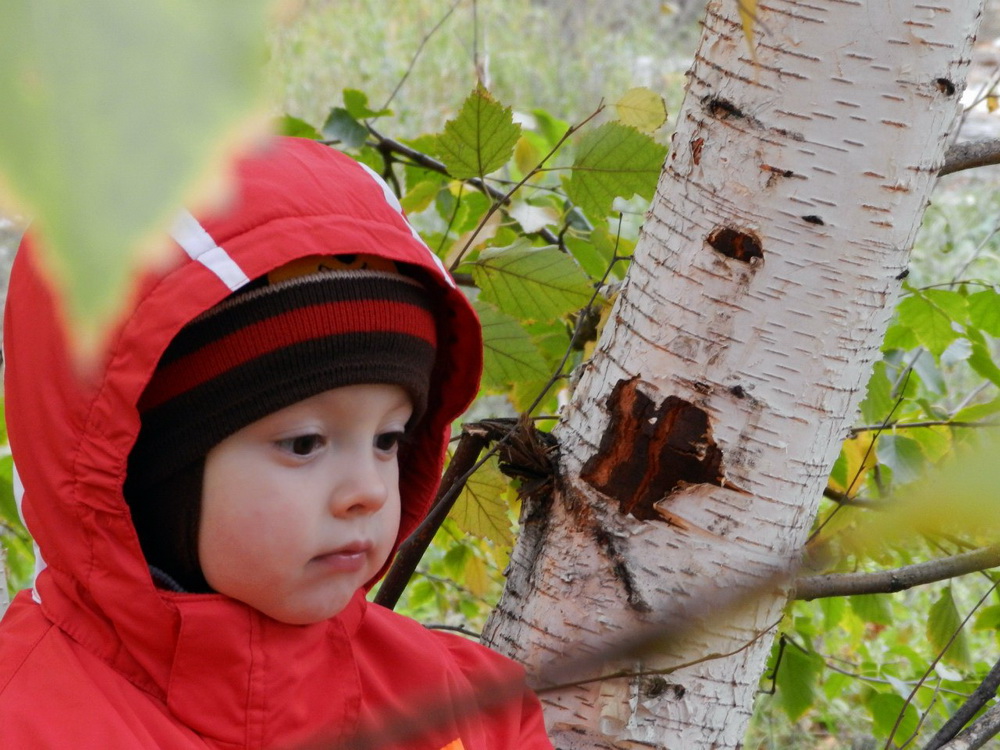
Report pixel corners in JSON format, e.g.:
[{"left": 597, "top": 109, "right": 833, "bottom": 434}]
[{"left": 582, "top": 377, "right": 737, "bottom": 521}]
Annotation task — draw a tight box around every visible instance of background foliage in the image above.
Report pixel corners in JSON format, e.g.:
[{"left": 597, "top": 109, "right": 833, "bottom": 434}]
[{"left": 2, "top": 2, "right": 1000, "bottom": 747}]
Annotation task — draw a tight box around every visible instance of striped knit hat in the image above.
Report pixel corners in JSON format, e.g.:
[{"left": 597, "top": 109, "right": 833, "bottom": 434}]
[
  {"left": 124, "top": 254, "right": 438, "bottom": 591},
  {"left": 128, "top": 254, "right": 438, "bottom": 488}
]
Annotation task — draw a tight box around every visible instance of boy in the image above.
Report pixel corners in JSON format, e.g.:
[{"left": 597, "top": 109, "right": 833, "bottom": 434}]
[{"left": 0, "top": 137, "right": 552, "bottom": 748}]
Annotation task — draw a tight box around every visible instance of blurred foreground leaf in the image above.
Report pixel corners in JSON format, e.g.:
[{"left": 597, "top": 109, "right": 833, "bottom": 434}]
[
  {"left": 0, "top": 1, "right": 273, "bottom": 360},
  {"left": 852, "top": 437, "right": 1000, "bottom": 549}
]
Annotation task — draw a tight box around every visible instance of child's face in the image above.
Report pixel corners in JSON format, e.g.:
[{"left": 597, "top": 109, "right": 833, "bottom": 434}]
[{"left": 198, "top": 384, "right": 410, "bottom": 625}]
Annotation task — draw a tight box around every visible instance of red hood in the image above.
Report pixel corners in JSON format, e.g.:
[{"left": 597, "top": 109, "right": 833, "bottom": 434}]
[{"left": 3, "top": 137, "right": 482, "bottom": 716}]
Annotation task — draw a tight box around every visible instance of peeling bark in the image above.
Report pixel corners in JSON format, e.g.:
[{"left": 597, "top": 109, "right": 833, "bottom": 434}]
[{"left": 484, "top": 1, "right": 985, "bottom": 747}]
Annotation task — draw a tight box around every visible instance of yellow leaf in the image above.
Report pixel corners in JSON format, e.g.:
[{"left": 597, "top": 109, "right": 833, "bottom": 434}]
[
  {"left": 614, "top": 88, "right": 668, "bottom": 134},
  {"left": 450, "top": 457, "right": 513, "bottom": 546},
  {"left": 583, "top": 294, "right": 616, "bottom": 361},
  {"left": 513, "top": 135, "right": 541, "bottom": 179},
  {"left": 738, "top": 0, "right": 759, "bottom": 60},
  {"left": 463, "top": 553, "right": 490, "bottom": 598},
  {"left": 988, "top": 96, "right": 999, "bottom": 113},
  {"left": 828, "top": 435, "right": 877, "bottom": 498}
]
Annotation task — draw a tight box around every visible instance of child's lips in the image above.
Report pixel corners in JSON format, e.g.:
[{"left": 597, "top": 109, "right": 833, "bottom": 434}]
[{"left": 311, "top": 542, "right": 372, "bottom": 573}]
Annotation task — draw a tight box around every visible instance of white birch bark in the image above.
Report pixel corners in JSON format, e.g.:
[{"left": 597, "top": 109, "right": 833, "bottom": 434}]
[{"left": 483, "top": 1, "right": 984, "bottom": 747}]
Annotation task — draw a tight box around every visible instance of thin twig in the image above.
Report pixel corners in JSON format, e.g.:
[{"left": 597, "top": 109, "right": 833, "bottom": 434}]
[
  {"left": 379, "top": 0, "right": 462, "bottom": 112},
  {"left": 849, "top": 420, "right": 999, "bottom": 436},
  {"left": 822, "top": 486, "right": 890, "bottom": 510},
  {"left": 425, "top": 623, "right": 483, "bottom": 640},
  {"left": 536, "top": 618, "right": 780, "bottom": 694},
  {"left": 794, "top": 545, "right": 1000, "bottom": 601}
]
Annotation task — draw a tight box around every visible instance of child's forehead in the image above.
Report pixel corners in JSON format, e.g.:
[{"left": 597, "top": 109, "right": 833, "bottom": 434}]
[{"left": 238, "top": 383, "right": 413, "bottom": 430}]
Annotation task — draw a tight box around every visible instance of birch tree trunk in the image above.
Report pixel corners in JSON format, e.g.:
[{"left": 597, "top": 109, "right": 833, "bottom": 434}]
[{"left": 483, "top": 1, "right": 984, "bottom": 747}]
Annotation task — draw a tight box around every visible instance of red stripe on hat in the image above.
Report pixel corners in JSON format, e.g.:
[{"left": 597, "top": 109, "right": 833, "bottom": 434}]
[{"left": 139, "top": 299, "right": 436, "bottom": 412}]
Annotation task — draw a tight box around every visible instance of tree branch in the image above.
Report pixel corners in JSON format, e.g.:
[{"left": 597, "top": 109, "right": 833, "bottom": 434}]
[
  {"left": 374, "top": 427, "right": 489, "bottom": 609},
  {"left": 934, "top": 702, "right": 1000, "bottom": 750},
  {"left": 926, "top": 655, "right": 1000, "bottom": 749},
  {"left": 941, "top": 138, "right": 1000, "bottom": 177},
  {"left": 794, "top": 545, "right": 1000, "bottom": 601}
]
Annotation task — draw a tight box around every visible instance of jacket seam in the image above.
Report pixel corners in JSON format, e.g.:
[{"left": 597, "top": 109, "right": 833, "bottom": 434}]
[{"left": 0, "top": 616, "right": 51, "bottom": 697}]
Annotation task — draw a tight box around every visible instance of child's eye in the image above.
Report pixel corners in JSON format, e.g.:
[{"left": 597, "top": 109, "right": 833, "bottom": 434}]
[
  {"left": 276, "top": 434, "right": 326, "bottom": 457},
  {"left": 374, "top": 431, "right": 405, "bottom": 454}
]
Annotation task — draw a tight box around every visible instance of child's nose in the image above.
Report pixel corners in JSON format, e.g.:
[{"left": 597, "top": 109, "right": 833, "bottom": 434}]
[{"left": 329, "top": 455, "right": 389, "bottom": 516}]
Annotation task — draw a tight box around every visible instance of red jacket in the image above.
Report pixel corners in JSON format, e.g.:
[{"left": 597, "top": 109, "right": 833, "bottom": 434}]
[{"left": 0, "top": 137, "right": 552, "bottom": 749}]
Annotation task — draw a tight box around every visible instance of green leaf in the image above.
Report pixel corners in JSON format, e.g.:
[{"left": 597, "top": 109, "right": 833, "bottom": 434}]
[
  {"left": 566, "top": 121, "right": 667, "bottom": 221},
  {"left": 475, "top": 300, "right": 551, "bottom": 394},
  {"left": 342, "top": 88, "right": 391, "bottom": 120},
  {"left": 775, "top": 644, "right": 822, "bottom": 721},
  {"left": 819, "top": 596, "right": 845, "bottom": 631},
  {"left": 451, "top": 191, "right": 492, "bottom": 235},
  {"left": 564, "top": 226, "right": 633, "bottom": 282},
  {"left": 877, "top": 434, "right": 925, "bottom": 484},
  {"left": 972, "top": 604, "right": 1000, "bottom": 630},
  {"left": 973, "top": 603, "right": 1000, "bottom": 632},
  {"left": 882, "top": 319, "right": 920, "bottom": 351},
  {"left": 908, "top": 426, "right": 951, "bottom": 463},
  {"left": 442, "top": 544, "right": 470, "bottom": 579},
  {"left": 400, "top": 179, "right": 443, "bottom": 214},
  {"left": 0, "top": 452, "right": 16, "bottom": 515},
  {"left": 322, "top": 108, "right": 368, "bottom": 149},
  {"left": 437, "top": 86, "right": 521, "bottom": 180},
  {"left": 953, "top": 394, "right": 1000, "bottom": 422},
  {"left": 276, "top": 115, "right": 322, "bottom": 140},
  {"left": 925, "top": 288, "right": 970, "bottom": 322},
  {"left": 615, "top": 87, "right": 668, "bottom": 133},
  {"left": 850, "top": 594, "right": 893, "bottom": 625},
  {"left": 968, "top": 289, "right": 1000, "bottom": 337},
  {"left": 0, "top": 1, "right": 271, "bottom": 357},
  {"left": 472, "top": 242, "right": 593, "bottom": 324},
  {"left": 531, "top": 108, "right": 571, "bottom": 149},
  {"left": 928, "top": 586, "right": 971, "bottom": 666},
  {"left": 897, "top": 291, "right": 968, "bottom": 357},
  {"left": 968, "top": 338, "right": 1000, "bottom": 387},
  {"left": 868, "top": 692, "right": 919, "bottom": 745},
  {"left": 450, "top": 457, "right": 513, "bottom": 546},
  {"left": 859, "top": 361, "right": 893, "bottom": 424}
]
